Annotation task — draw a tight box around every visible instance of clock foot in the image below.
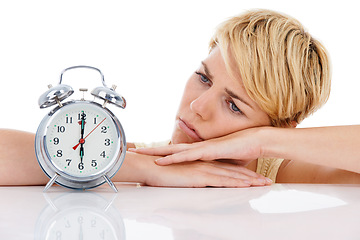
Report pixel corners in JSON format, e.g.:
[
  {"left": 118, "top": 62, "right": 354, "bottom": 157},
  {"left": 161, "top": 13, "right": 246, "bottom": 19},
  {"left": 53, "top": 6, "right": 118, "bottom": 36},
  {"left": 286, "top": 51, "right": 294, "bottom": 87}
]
[
  {"left": 103, "top": 175, "right": 118, "bottom": 193},
  {"left": 43, "top": 173, "right": 59, "bottom": 192}
]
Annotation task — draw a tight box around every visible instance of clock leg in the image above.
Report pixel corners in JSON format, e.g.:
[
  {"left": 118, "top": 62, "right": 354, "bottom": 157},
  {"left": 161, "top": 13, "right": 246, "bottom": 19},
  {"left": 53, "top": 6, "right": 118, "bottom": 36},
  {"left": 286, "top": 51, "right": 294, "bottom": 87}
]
[
  {"left": 43, "top": 173, "right": 59, "bottom": 192},
  {"left": 103, "top": 175, "right": 118, "bottom": 193}
]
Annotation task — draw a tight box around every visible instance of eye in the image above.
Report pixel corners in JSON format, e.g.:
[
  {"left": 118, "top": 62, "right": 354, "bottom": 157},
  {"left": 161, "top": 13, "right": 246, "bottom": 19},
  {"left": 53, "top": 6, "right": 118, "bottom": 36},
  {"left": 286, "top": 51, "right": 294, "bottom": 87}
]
[
  {"left": 226, "top": 100, "right": 243, "bottom": 115},
  {"left": 195, "top": 72, "right": 212, "bottom": 86}
]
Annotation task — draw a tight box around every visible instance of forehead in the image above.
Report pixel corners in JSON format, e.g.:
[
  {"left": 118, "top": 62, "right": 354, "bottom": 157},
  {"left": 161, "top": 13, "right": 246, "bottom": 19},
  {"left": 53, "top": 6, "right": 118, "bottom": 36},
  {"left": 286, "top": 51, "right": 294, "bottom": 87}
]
[
  {"left": 203, "top": 47, "right": 268, "bottom": 115},
  {"left": 203, "top": 47, "right": 245, "bottom": 93}
]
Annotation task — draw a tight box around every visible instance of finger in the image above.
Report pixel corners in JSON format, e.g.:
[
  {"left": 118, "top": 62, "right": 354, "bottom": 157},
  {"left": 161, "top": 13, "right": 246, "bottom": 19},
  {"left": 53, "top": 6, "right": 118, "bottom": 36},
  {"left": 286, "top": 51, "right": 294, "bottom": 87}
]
[
  {"left": 212, "top": 162, "right": 273, "bottom": 185},
  {"left": 193, "top": 162, "right": 270, "bottom": 186},
  {"left": 128, "top": 144, "right": 192, "bottom": 156},
  {"left": 197, "top": 172, "right": 267, "bottom": 188},
  {"left": 201, "top": 175, "right": 252, "bottom": 188},
  {"left": 211, "top": 161, "right": 264, "bottom": 178},
  {"left": 155, "top": 148, "right": 208, "bottom": 165}
]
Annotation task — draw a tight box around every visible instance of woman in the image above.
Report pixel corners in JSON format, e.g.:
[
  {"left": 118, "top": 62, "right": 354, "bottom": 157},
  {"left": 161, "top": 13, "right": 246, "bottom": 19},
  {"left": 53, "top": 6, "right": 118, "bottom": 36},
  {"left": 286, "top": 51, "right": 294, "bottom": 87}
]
[
  {"left": 1, "top": 9, "right": 359, "bottom": 187},
  {"left": 133, "top": 10, "right": 360, "bottom": 183}
]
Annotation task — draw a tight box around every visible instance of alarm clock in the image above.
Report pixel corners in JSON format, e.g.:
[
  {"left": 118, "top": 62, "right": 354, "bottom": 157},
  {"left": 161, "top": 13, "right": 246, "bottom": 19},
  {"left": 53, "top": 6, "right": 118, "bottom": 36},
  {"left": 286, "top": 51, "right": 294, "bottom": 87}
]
[{"left": 35, "top": 66, "right": 126, "bottom": 192}]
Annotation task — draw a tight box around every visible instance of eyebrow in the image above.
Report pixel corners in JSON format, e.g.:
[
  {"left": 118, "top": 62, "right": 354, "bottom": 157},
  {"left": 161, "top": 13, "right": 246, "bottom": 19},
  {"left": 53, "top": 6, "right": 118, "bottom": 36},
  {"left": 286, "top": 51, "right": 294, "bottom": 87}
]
[
  {"left": 201, "top": 61, "right": 214, "bottom": 80},
  {"left": 225, "top": 88, "right": 254, "bottom": 110},
  {"left": 202, "top": 61, "right": 254, "bottom": 110}
]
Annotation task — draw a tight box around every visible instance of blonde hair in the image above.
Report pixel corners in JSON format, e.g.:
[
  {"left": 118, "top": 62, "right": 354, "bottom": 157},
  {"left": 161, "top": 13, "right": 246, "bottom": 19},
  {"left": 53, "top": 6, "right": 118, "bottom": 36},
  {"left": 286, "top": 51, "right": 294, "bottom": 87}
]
[{"left": 210, "top": 9, "right": 331, "bottom": 127}]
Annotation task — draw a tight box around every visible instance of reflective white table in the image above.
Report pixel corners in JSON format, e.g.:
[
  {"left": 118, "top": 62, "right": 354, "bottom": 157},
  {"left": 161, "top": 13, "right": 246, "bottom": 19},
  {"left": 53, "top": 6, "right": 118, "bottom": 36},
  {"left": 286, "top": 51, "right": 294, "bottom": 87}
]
[{"left": 1, "top": 183, "right": 359, "bottom": 240}]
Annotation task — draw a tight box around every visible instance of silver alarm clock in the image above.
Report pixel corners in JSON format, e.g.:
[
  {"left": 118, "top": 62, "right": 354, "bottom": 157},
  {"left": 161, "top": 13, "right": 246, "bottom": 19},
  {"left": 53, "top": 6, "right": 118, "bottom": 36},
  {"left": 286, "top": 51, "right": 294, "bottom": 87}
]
[{"left": 35, "top": 66, "right": 126, "bottom": 192}]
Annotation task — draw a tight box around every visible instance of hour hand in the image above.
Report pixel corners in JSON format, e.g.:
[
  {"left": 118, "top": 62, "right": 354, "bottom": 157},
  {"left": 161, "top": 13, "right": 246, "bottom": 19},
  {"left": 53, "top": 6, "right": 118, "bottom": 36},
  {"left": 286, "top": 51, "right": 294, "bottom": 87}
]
[{"left": 80, "top": 144, "right": 84, "bottom": 162}]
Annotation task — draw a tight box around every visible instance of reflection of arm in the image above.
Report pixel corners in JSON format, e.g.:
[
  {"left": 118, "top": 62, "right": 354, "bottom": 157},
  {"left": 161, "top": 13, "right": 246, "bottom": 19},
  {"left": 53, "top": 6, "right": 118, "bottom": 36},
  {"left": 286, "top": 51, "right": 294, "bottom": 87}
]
[{"left": 262, "top": 126, "right": 360, "bottom": 183}]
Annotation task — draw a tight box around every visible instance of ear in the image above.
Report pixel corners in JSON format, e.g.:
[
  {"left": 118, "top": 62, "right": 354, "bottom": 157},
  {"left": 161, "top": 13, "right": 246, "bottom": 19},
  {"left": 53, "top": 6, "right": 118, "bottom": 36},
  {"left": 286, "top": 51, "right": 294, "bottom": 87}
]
[{"left": 290, "top": 121, "right": 297, "bottom": 128}]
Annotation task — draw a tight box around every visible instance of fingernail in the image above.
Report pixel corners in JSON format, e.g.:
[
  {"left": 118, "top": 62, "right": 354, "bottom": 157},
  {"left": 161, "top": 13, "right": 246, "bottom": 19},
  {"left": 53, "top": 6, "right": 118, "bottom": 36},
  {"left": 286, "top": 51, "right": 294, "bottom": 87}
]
[
  {"left": 243, "top": 180, "right": 252, "bottom": 185},
  {"left": 128, "top": 148, "right": 136, "bottom": 152},
  {"left": 154, "top": 158, "right": 163, "bottom": 165},
  {"left": 257, "top": 178, "right": 266, "bottom": 185},
  {"left": 265, "top": 178, "right": 273, "bottom": 184}
]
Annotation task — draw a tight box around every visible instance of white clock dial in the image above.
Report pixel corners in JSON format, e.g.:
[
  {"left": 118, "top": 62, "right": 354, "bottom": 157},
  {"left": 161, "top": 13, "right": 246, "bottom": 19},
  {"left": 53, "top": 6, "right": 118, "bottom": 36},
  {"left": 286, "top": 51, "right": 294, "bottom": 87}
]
[
  {"left": 45, "top": 209, "right": 117, "bottom": 240},
  {"left": 44, "top": 102, "right": 121, "bottom": 178}
]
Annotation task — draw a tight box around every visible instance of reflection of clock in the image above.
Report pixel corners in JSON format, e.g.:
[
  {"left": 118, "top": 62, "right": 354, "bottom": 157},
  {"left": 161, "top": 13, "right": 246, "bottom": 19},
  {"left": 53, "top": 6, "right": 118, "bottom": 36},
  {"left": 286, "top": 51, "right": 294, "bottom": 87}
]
[
  {"left": 35, "top": 66, "right": 126, "bottom": 192},
  {"left": 35, "top": 192, "right": 125, "bottom": 240}
]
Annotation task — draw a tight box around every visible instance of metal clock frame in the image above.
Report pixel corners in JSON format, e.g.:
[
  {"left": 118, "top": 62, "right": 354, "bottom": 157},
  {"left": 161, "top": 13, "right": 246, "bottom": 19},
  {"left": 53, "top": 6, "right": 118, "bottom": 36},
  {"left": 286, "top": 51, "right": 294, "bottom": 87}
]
[{"left": 35, "top": 66, "right": 126, "bottom": 192}]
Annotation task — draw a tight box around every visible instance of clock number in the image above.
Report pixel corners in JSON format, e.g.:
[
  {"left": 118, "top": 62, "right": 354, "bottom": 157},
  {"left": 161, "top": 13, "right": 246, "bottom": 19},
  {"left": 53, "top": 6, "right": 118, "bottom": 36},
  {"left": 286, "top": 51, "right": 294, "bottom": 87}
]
[
  {"left": 91, "top": 219, "right": 96, "bottom": 227},
  {"left": 65, "top": 116, "right": 73, "bottom": 124},
  {"left": 78, "top": 112, "right": 86, "bottom": 120},
  {"left": 101, "top": 126, "right": 107, "bottom": 133},
  {"left": 100, "top": 151, "right": 106, "bottom": 158},
  {"left": 66, "top": 159, "right": 72, "bottom": 166},
  {"left": 56, "top": 231, "right": 62, "bottom": 240},
  {"left": 104, "top": 138, "right": 111, "bottom": 146},
  {"left": 56, "top": 150, "right": 63, "bottom": 157},
  {"left": 100, "top": 230, "right": 105, "bottom": 239},
  {"left": 53, "top": 137, "right": 59, "bottom": 145},
  {"left": 57, "top": 126, "right": 65, "bottom": 133},
  {"left": 78, "top": 162, "right": 84, "bottom": 170},
  {"left": 65, "top": 220, "right": 71, "bottom": 228},
  {"left": 91, "top": 159, "right": 97, "bottom": 167},
  {"left": 94, "top": 117, "right": 97, "bottom": 124}
]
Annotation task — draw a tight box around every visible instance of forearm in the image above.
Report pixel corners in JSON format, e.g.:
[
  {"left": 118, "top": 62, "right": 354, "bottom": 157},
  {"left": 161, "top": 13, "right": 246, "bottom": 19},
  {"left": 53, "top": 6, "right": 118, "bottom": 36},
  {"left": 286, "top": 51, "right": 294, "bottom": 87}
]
[
  {"left": 0, "top": 129, "right": 149, "bottom": 185},
  {"left": 0, "top": 129, "right": 48, "bottom": 185},
  {"left": 261, "top": 125, "right": 360, "bottom": 174}
]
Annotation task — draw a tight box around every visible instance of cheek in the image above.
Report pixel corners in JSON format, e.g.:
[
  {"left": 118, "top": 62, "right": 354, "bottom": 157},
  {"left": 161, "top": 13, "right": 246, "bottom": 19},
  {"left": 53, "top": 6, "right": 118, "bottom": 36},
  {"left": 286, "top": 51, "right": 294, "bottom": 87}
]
[
  {"left": 202, "top": 114, "right": 269, "bottom": 140},
  {"left": 204, "top": 118, "right": 247, "bottom": 139}
]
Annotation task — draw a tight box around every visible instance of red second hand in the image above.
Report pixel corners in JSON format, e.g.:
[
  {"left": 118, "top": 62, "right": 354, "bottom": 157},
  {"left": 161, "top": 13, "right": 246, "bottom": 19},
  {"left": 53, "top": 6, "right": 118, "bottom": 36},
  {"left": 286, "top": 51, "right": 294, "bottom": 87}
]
[{"left": 73, "top": 118, "right": 107, "bottom": 150}]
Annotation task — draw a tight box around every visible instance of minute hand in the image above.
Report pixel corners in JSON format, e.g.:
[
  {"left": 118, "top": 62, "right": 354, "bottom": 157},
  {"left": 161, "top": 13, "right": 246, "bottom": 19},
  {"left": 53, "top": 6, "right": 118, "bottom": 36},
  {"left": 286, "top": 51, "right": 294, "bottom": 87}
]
[{"left": 73, "top": 118, "right": 107, "bottom": 150}]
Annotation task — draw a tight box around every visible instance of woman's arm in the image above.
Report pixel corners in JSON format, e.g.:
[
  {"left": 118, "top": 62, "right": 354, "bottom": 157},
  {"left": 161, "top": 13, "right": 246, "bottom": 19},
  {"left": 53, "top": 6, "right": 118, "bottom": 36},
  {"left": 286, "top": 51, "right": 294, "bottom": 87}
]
[
  {"left": 116, "top": 152, "right": 270, "bottom": 187},
  {"left": 263, "top": 125, "right": 360, "bottom": 174},
  {"left": 263, "top": 125, "right": 360, "bottom": 183},
  {"left": 132, "top": 125, "right": 360, "bottom": 183},
  {"left": 0, "top": 129, "right": 269, "bottom": 187},
  {"left": 0, "top": 129, "right": 48, "bottom": 185}
]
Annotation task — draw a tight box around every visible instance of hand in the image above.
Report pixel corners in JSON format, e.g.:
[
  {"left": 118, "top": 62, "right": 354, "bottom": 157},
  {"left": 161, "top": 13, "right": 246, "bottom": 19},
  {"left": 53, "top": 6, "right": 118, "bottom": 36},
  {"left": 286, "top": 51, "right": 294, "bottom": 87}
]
[
  {"left": 130, "top": 127, "right": 265, "bottom": 166},
  {"left": 79, "top": 113, "right": 86, "bottom": 162},
  {"left": 123, "top": 152, "right": 272, "bottom": 187}
]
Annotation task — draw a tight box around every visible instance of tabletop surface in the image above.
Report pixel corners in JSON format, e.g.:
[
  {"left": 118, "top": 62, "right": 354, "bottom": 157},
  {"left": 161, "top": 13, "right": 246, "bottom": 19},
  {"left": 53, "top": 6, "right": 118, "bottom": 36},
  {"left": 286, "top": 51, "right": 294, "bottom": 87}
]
[{"left": 1, "top": 183, "right": 359, "bottom": 240}]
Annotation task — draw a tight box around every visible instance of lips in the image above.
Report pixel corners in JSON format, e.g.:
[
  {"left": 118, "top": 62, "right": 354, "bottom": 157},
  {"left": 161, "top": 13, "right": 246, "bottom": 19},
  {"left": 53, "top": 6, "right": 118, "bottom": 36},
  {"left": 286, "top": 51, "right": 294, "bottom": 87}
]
[{"left": 177, "top": 118, "right": 203, "bottom": 141}]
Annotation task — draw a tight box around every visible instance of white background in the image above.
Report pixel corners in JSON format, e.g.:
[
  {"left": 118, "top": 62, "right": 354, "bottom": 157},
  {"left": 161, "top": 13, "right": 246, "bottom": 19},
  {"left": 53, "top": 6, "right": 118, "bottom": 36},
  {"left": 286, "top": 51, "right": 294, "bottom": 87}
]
[{"left": 0, "top": 0, "right": 359, "bottom": 143}]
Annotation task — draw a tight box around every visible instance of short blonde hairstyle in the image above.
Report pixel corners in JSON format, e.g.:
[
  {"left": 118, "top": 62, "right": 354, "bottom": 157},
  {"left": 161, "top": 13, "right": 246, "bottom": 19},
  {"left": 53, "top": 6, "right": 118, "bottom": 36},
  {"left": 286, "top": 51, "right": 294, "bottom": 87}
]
[{"left": 210, "top": 9, "right": 331, "bottom": 127}]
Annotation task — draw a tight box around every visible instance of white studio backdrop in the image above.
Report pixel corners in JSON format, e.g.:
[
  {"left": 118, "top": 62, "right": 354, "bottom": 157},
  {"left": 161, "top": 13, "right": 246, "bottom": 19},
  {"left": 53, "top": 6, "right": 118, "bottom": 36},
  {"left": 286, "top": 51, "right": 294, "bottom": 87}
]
[{"left": 0, "top": 0, "right": 359, "bottom": 143}]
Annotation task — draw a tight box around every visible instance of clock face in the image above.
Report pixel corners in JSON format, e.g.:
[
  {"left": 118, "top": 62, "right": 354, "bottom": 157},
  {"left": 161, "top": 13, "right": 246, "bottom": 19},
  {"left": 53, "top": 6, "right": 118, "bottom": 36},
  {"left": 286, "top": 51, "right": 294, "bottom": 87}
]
[
  {"left": 45, "top": 209, "right": 117, "bottom": 240},
  {"left": 35, "top": 192, "right": 125, "bottom": 239},
  {"left": 44, "top": 102, "right": 122, "bottom": 178}
]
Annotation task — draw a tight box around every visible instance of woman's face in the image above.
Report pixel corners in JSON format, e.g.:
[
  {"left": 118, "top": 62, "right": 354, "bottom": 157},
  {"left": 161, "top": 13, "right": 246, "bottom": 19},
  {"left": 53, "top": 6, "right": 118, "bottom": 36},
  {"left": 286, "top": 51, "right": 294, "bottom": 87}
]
[{"left": 171, "top": 47, "right": 271, "bottom": 144}]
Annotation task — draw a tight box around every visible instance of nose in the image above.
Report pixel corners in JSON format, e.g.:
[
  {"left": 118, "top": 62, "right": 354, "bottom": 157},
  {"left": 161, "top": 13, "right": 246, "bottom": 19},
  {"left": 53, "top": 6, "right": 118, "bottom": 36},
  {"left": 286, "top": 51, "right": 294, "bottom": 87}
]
[{"left": 190, "top": 90, "right": 215, "bottom": 120}]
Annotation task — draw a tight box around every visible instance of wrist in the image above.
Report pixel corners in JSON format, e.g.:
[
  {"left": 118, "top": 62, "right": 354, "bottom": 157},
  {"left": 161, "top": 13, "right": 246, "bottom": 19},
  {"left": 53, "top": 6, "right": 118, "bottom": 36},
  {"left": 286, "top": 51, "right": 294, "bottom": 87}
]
[
  {"left": 114, "top": 152, "right": 156, "bottom": 184},
  {"left": 257, "top": 126, "right": 284, "bottom": 159}
]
